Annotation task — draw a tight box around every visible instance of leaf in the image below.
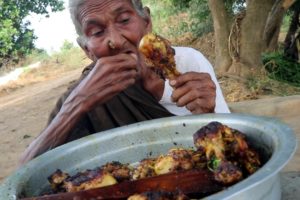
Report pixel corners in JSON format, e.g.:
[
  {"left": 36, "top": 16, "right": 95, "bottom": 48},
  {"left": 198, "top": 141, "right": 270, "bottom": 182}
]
[{"left": 0, "top": 0, "right": 65, "bottom": 66}]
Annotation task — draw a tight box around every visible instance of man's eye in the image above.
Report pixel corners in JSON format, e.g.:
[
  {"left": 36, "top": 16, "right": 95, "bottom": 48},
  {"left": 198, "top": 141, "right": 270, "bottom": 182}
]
[
  {"left": 120, "top": 18, "right": 130, "bottom": 24},
  {"left": 91, "top": 30, "right": 104, "bottom": 36}
]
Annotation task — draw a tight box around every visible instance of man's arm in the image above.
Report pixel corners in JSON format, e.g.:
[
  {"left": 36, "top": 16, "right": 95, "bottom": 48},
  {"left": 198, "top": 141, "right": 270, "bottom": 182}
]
[
  {"left": 157, "top": 47, "right": 230, "bottom": 115},
  {"left": 19, "top": 54, "right": 138, "bottom": 166}
]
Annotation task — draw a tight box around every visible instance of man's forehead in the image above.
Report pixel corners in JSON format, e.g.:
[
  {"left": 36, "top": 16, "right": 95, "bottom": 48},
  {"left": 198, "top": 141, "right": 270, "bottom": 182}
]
[
  {"left": 78, "top": 0, "right": 133, "bottom": 21},
  {"left": 78, "top": 0, "right": 133, "bottom": 12}
]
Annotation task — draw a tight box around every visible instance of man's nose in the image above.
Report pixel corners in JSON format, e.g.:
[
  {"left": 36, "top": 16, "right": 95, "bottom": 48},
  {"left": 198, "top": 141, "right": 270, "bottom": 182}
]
[{"left": 107, "top": 26, "right": 126, "bottom": 50}]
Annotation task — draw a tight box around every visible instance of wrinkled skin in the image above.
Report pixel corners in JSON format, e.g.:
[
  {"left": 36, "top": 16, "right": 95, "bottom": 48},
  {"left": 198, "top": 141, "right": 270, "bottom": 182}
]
[
  {"left": 170, "top": 72, "right": 216, "bottom": 114},
  {"left": 19, "top": 0, "right": 216, "bottom": 166}
]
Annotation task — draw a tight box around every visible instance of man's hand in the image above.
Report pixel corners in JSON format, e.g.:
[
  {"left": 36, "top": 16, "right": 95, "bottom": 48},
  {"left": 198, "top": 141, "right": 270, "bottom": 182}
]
[
  {"left": 170, "top": 72, "right": 216, "bottom": 114},
  {"left": 65, "top": 53, "right": 138, "bottom": 112}
]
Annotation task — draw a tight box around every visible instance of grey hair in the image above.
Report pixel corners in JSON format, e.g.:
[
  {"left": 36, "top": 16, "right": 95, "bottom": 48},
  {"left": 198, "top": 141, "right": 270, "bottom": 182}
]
[{"left": 69, "top": 0, "right": 146, "bottom": 37}]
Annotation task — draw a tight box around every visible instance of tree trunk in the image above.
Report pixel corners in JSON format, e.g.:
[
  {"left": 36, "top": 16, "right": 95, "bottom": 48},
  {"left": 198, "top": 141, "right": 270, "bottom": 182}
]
[
  {"left": 263, "top": 0, "right": 296, "bottom": 52},
  {"left": 209, "top": 0, "right": 290, "bottom": 77},
  {"left": 284, "top": 8, "right": 300, "bottom": 57},
  {"left": 263, "top": 1, "right": 286, "bottom": 51},
  {"left": 236, "top": 0, "right": 274, "bottom": 76},
  {"left": 208, "top": 0, "right": 232, "bottom": 75},
  {"left": 282, "top": 0, "right": 297, "bottom": 9}
]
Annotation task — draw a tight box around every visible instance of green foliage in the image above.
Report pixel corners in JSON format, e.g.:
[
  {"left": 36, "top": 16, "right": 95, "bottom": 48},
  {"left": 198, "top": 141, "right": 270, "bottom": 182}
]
[
  {"left": 188, "top": 0, "right": 213, "bottom": 37},
  {"left": 23, "top": 49, "right": 49, "bottom": 66},
  {"left": 164, "top": 0, "right": 192, "bottom": 9},
  {"left": 143, "top": 0, "right": 174, "bottom": 36},
  {"left": 143, "top": 0, "right": 212, "bottom": 38},
  {"left": 0, "top": 0, "right": 64, "bottom": 67},
  {"left": 51, "top": 42, "right": 86, "bottom": 70},
  {"left": 20, "top": 44, "right": 86, "bottom": 77},
  {"left": 262, "top": 52, "right": 300, "bottom": 87},
  {"left": 288, "top": 0, "right": 300, "bottom": 14},
  {"left": 281, "top": 15, "right": 291, "bottom": 32},
  {"left": 60, "top": 40, "right": 75, "bottom": 52},
  {"left": 143, "top": 0, "right": 246, "bottom": 39}
]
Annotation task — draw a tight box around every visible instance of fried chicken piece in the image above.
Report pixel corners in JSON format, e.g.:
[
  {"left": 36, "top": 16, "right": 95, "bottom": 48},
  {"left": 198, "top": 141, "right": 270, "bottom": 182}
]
[
  {"left": 220, "top": 125, "right": 261, "bottom": 174},
  {"left": 63, "top": 168, "right": 117, "bottom": 192},
  {"left": 222, "top": 127, "right": 249, "bottom": 158},
  {"left": 48, "top": 169, "right": 70, "bottom": 193},
  {"left": 139, "top": 33, "right": 181, "bottom": 79},
  {"left": 213, "top": 160, "right": 243, "bottom": 184},
  {"left": 128, "top": 191, "right": 189, "bottom": 200},
  {"left": 101, "top": 161, "right": 132, "bottom": 182},
  {"left": 190, "top": 148, "right": 208, "bottom": 169},
  {"left": 154, "top": 148, "right": 205, "bottom": 175},
  {"left": 131, "top": 158, "right": 157, "bottom": 180},
  {"left": 132, "top": 148, "right": 206, "bottom": 181},
  {"left": 193, "top": 121, "right": 261, "bottom": 184},
  {"left": 193, "top": 122, "right": 243, "bottom": 184},
  {"left": 242, "top": 148, "right": 261, "bottom": 174},
  {"left": 48, "top": 162, "right": 131, "bottom": 193},
  {"left": 193, "top": 122, "right": 226, "bottom": 161}
]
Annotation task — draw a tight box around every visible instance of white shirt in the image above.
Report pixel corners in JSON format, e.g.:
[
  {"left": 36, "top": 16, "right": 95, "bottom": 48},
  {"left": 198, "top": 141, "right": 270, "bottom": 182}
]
[{"left": 159, "top": 47, "right": 230, "bottom": 115}]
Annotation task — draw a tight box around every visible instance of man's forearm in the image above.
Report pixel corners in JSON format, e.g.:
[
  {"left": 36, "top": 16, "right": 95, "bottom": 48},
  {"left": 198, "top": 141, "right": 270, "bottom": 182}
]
[
  {"left": 18, "top": 96, "right": 87, "bottom": 166},
  {"left": 34, "top": 104, "right": 84, "bottom": 155}
]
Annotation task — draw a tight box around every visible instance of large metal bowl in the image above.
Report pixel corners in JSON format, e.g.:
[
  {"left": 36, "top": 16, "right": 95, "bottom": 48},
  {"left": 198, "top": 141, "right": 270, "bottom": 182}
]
[{"left": 0, "top": 114, "right": 297, "bottom": 200}]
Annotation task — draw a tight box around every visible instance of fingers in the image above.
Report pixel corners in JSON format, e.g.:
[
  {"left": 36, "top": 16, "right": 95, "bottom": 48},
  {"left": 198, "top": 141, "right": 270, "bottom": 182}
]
[
  {"left": 96, "top": 53, "right": 138, "bottom": 73},
  {"left": 170, "top": 72, "right": 212, "bottom": 88},
  {"left": 128, "top": 53, "right": 138, "bottom": 61},
  {"left": 171, "top": 73, "right": 216, "bottom": 102},
  {"left": 112, "top": 69, "right": 137, "bottom": 90},
  {"left": 186, "top": 97, "right": 216, "bottom": 114},
  {"left": 171, "top": 72, "right": 216, "bottom": 114},
  {"left": 73, "top": 53, "right": 140, "bottom": 107},
  {"left": 89, "top": 53, "right": 139, "bottom": 87},
  {"left": 174, "top": 87, "right": 215, "bottom": 107}
]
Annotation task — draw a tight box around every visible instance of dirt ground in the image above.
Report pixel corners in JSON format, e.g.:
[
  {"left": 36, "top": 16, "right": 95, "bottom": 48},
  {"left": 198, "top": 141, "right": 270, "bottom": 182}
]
[{"left": 0, "top": 68, "right": 82, "bottom": 183}]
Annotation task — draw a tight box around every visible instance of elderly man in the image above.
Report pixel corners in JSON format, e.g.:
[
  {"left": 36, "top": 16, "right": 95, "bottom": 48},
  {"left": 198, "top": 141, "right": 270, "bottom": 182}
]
[{"left": 19, "top": 0, "right": 229, "bottom": 165}]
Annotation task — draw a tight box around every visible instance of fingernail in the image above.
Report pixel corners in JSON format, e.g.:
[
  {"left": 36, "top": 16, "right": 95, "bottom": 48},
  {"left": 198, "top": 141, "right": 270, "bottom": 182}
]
[
  {"left": 170, "top": 80, "right": 176, "bottom": 86},
  {"left": 129, "top": 53, "right": 138, "bottom": 61}
]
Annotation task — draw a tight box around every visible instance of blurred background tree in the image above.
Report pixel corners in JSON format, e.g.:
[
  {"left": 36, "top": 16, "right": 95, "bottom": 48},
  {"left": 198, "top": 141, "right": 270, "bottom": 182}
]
[
  {"left": 283, "top": 0, "right": 300, "bottom": 61},
  {"left": 0, "top": 0, "right": 64, "bottom": 68},
  {"left": 145, "top": 0, "right": 299, "bottom": 86},
  {"left": 1, "top": 0, "right": 299, "bottom": 88}
]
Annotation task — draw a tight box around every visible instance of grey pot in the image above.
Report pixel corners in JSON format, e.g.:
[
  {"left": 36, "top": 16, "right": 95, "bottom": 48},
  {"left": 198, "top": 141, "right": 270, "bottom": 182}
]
[{"left": 0, "top": 114, "right": 297, "bottom": 200}]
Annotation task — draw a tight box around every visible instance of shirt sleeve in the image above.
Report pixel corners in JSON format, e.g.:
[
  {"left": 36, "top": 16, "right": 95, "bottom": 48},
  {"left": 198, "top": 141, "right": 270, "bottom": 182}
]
[{"left": 159, "top": 47, "right": 230, "bottom": 114}]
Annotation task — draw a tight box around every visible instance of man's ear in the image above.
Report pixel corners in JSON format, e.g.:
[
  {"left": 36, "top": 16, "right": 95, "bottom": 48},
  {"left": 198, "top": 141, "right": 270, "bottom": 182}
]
[
  {"left": 143, "top": 6, "right": 152, "bottom": 33},
  {"left": 77, "top": 37, "right": 95, "bottom": 61}
]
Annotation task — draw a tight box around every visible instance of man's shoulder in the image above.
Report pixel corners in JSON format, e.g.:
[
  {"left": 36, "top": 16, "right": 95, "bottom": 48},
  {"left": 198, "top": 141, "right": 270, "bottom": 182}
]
[
  {"left": 173, "top": 46, "right": 208, "bottom": 62},
  {"left": 173, "top": 46, "right": 200, "bottom": 55},
  {"left": 173, "top": 46, "right": 212, "bottom": 73}
]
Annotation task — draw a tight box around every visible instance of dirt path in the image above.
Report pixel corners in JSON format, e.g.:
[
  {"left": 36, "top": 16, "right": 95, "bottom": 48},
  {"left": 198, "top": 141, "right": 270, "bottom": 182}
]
[{"left": 0, "top": 68, "right": 82, "bottom": 183}]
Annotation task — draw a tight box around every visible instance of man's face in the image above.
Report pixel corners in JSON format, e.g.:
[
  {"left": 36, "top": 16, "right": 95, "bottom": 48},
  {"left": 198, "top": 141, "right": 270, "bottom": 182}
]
[{"left": 78, "top": 0, "right": 152, "bottom": 60}]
